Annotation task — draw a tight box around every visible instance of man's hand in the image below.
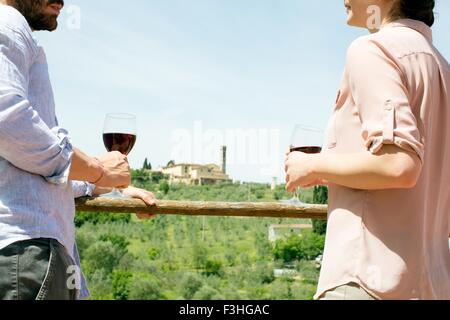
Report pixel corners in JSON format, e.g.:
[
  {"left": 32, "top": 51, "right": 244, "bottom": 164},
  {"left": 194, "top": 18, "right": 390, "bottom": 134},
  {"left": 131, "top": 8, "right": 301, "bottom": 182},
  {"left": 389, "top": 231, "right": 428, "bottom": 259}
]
[
  {"left": 94, "top": 151, "right": 131, "bottom": 188},
  {"left": 121, "top": 186, "right": 157, "bottom": 219},
  {"left": 284, "top": 151, "right": 320, "bottom": 193}
]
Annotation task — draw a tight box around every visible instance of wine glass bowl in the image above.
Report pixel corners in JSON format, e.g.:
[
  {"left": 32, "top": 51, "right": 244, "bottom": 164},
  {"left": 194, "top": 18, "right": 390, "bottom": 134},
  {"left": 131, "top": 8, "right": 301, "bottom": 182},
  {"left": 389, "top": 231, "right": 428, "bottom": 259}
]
[
  {"left": 284, "top": 125, "right": 323, "bottom": 205},
  {"left": 103, "top": 113, "right": 137, "bottom": 155},
  {"left": 100, "top": 113, "right": 137, "bottom": 199}
]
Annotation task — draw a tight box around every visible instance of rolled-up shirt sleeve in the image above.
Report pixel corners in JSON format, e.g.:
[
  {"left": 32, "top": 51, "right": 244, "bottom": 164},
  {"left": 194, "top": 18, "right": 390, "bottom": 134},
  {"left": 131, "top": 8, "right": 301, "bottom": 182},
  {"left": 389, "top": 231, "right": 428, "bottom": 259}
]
[
  {"left": 346, "top": 37, "right": 425, "bottom": 162},
  {"left": 0, "top": 26, "right": 74, "bottom": 184},
  {"left": 71, "top": 181, "right": 96, "bottom": 198}
]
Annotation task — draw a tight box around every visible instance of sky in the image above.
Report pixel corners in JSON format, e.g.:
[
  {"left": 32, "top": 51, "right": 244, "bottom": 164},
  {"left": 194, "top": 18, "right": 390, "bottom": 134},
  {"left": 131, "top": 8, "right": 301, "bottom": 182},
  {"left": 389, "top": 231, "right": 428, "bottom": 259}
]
[{"left": 35, "top": 0, "right": 450, "bottom": 183}]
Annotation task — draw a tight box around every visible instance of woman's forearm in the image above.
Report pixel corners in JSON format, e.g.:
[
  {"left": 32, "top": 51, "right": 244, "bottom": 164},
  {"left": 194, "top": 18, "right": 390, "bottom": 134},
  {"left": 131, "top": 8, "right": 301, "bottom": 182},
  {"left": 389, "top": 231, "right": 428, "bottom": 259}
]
[{"left": 313, "top": 145, "right": 422, "bottom": 190}]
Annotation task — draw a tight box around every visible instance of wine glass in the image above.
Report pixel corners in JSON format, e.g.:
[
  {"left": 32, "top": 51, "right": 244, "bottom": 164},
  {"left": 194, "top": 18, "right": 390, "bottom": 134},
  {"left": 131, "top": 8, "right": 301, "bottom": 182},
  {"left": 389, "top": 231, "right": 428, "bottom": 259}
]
[
  {"left": 284, "top": 124, "right": 323, "bottom": 206},
  {"left": 100, "top": 113, "right": 137, "bottom": 199}
]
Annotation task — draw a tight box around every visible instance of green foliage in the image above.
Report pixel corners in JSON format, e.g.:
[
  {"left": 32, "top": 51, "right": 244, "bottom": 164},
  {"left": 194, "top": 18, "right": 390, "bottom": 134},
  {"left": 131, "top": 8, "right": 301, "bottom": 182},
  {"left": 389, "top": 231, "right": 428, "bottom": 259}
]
[
  {"left": 129, "top": 277, "right": 164, "bottom": 300},
  {"left": 159, "top": 180, "right": 170, "bottom": 195},
  {"left": 192, "top": 285, "right": 223, "bottom": 300},
  {"left": 203, "top": 259, "right": 224, "bottom": 277},
  {"left": 149, "top": 172, "right": 166, "bottom": 184},
  {"left": 312, "top": 186, "right": 328, "bottom": 235},
  {"left": 191, "top": 243, "right": 208, "bottom": 269},
  {"left": 83, "top": 237, "right": 129, "bottom": 274},
  {"left": 167, "top": 160, "right": 175, "bottom": 167},
  {"left": 313, "top": 186, "right": 328, "bottom": 204},
  {"left": 253, "top": 262, "right": 275, "bottom": 284},
  {"left": 180, "top": 273, "right": 204, "bottom": 300},
  {"left": 76, "top": 181, "right": 326, "bottom": 300},
  {"left": 312, "top": 219, "right": 327, "bottom": 235},
  {"left": 273, "top": 230, "right": 325, "bottom": 262},
  {"left": 132, "top": 168, "right": 150, "bottom": 186},
  {"left": 143, "top": 158, "right": 152, "bottom": 170},
  {"left": 112, "top": 270, "right": 132, "bottom": 300},
  {"left": 147, "top": 247, "right": 160, "bottom": 260},
  {"left": 99, "top": 233, "right": 129, "bottom": 251},
  {"left": 75, "top": 212, "right": 131, "bottom": 228}
]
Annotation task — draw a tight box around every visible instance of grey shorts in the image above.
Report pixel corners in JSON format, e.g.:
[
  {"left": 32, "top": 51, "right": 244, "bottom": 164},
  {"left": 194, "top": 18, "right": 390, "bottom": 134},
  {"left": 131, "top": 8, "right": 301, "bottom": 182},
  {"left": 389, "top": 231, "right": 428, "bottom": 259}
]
[{"left": 0, "top": 238, "right": 78, "bottom": 300}]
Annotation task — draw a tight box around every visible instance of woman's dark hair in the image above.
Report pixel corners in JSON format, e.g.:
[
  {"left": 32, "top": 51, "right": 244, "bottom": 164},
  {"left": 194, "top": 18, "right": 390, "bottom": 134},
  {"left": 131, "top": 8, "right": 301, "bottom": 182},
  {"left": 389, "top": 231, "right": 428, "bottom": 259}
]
[{"left": 393, "top": 0, "right": 436, "bottom": 27}]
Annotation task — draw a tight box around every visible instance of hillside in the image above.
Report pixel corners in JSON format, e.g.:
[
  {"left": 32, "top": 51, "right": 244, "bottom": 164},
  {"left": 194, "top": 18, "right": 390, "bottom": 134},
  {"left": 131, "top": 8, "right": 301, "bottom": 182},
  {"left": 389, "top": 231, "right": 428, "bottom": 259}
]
[{"left": 75, "top": 170, "right": 327, "bottom": 300}]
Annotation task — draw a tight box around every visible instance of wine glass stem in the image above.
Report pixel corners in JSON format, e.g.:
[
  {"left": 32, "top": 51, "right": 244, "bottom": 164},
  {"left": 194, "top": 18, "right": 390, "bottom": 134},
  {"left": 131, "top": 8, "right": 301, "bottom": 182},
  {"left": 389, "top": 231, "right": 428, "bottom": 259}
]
[
  {"left": 294, "top": 188, "right": 300, "bottom": 201},
  {"left": 111, "top": 188, "right": 122, "bottom": 196}
]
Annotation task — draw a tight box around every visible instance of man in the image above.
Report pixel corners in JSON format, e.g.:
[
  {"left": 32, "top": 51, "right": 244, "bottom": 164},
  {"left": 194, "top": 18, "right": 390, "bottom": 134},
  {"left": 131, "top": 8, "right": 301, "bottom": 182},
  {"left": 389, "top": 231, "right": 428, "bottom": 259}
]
[{"left": 0, "top": 0, "right": 156, "bottom": 300}]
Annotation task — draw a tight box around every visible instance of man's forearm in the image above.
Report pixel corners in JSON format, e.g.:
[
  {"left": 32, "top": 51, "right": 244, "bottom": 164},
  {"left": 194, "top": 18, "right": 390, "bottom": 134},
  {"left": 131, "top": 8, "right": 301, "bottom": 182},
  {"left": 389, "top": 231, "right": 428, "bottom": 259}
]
[
  {"left": 68, "top": 148, "right": 103, "bottom": 183},
  {"left": 313, "top": 145, "right": 422, "bottom": 190},
  {"left": 92, "top": 186, "right": 113, "bottom": 196}
]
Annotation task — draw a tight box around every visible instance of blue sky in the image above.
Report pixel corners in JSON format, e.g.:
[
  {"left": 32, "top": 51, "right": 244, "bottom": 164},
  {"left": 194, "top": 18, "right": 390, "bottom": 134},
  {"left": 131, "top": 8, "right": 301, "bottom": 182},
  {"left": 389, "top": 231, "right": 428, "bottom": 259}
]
[{"left": 35, "top": 0, "right": 450, "bottom": 183}]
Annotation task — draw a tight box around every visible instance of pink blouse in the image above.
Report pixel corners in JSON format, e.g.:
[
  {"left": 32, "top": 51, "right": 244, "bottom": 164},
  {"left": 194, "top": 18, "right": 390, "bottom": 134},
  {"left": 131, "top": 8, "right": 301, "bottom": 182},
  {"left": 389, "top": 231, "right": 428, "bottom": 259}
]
[{"left": 316, "top": 19, "right": 450, "bottom": 300}]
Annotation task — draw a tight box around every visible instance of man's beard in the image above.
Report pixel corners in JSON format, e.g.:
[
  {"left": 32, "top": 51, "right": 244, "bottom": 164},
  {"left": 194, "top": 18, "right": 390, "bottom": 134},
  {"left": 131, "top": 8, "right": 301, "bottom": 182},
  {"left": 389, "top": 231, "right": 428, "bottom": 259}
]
[{"left": 11, "top": 0, "right": 64, "bottom": 31}]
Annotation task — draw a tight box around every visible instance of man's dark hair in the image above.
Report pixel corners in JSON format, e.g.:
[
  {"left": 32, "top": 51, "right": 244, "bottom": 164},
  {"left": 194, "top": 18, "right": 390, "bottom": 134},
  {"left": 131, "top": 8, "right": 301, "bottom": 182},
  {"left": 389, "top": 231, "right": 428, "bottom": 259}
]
[{"left": 393, "top": 0, "right": 436, "bottom": 27}]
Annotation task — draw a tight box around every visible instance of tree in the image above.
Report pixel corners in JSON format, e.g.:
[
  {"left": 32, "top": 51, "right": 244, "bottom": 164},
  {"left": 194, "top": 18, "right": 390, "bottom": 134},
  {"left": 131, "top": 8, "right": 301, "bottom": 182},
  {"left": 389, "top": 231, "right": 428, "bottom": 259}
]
[
  {"left": 180, "top": 273, "right": 203, "bottom": 299},
  {"left": 143, "top": 158, "right": 152, "bottom": 170},
  {"left": 83, "top": 240, "right": 129, "bottom": 274},
  {"left": 167, "top": 160, "right": 175, "bottom": 167},
  {"left": 203, "top": 259, "right": 224, "bottom": 277},
  {"left": 312, "top": 186, "right": 328, "bottom": 235},
  {"left": 129, "top": 277, "right": 164, "bottom": 300},
  {"left": 112, "top": 270, "right": 132, "bottom": 300},
  {"left": 273, "top": 231, "right": 325, "bottom": 262},
  {"left": 159, "top": 180, "right": 170, "bottom": 195}
]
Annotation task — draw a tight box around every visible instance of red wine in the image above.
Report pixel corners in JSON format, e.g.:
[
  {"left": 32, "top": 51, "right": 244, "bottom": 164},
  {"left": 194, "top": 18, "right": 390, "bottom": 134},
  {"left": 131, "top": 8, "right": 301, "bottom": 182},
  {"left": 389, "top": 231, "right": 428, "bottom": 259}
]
[
  {"left": 103, "top": 133, "right": 136, "bottom": 155},
  {"left": 290, "top": 146, "right": 322, "bottom": 154}
]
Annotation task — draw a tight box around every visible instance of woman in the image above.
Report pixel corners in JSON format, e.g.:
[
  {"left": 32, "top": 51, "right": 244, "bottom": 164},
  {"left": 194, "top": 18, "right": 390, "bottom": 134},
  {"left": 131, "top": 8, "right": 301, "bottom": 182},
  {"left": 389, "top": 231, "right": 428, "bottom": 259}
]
[{"left": 285, "top": 0, "right": 450, "bottom": 300}]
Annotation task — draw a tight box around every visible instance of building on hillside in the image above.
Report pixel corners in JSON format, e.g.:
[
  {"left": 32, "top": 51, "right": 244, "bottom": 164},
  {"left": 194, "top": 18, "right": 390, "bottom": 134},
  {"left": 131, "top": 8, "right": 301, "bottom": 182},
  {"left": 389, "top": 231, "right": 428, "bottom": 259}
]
[
  {"left": 268, "top": 224, "right": 313, "bottom": 243},
  {"left": 160, "top": 146, "right": 232, "bottom": 186},
  {"left": 161, "top": 163, "right": 231, "bottom": 186}
]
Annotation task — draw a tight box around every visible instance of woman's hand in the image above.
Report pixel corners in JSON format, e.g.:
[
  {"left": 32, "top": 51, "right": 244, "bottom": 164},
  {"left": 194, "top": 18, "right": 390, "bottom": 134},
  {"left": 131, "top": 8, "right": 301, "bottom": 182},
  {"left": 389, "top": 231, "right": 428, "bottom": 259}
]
[
  {"left": 285, "top": 151, "right": 321, "bottom": 193},
  {"left": 121, "top": 186, "right": 157, "bottom": 219}
]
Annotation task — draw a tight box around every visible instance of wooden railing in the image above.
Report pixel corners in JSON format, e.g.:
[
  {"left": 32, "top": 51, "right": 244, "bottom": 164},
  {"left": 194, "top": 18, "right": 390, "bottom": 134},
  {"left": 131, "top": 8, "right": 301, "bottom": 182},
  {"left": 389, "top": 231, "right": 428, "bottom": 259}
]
[
  {"left": 75, "top": 198, "right": 328, "bottom": 220},
  {"left": 75, "top": 198, "right": 450, "bottom": 238}
]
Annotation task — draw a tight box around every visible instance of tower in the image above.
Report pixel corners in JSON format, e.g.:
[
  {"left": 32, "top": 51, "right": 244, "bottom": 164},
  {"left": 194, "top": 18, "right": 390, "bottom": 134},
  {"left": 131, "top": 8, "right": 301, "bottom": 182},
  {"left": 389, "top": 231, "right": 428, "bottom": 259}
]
[
  {"left": 220, "top": 146, "right": 227, "bottom": 174},
  {"left": 271, "top": 177, "right": 278, "bottom": 190}
]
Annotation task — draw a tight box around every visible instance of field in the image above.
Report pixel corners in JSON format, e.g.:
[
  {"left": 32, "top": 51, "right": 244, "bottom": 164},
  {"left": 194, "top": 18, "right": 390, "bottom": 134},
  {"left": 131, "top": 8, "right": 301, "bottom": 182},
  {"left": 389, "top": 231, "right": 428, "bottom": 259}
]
[{"left": 75, "top": 171, "right": 327, "bottom": 300}]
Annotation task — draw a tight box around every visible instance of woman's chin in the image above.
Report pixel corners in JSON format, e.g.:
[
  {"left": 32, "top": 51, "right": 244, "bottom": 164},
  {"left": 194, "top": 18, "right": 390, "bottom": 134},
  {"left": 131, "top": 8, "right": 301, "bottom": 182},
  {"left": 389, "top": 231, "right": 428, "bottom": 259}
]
[
  {"left": 346, "top": 15, "right": 363, "bottom": 28},
  {"left": 346, "top": 13, "right": 356, "bottom": 25}
]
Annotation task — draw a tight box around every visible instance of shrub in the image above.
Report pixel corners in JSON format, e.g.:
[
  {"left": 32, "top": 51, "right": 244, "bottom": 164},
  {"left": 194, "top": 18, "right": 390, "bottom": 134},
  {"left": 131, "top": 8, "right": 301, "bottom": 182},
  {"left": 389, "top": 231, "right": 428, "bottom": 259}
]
[
  {"left": 75, "top": 212, "right": 131, "bottom": 228},
  {"left": 273, "top": 231, "right": 325, "bottom": 262},
  {"left": 147, "top": 247, "right": 160, "bottom": 260},
  {"left": 192, "top": 285, "right": 223, "bottom": 300},
  {"left": 129, "top": 277, "right": 163, "bottom": 300},
  {"left": 112, "top": 270, "right": 132, "bottom": 300},
  {"left": 83, "top": 240, "right": 129, "bottom": 274},
  {"left": 203, "top": 259, "right": 224, "bottom": 277},
  {"left": 312, "top": 186, "right": 328, "bottom": 235},
  {"left": 99, "top": 233, "right": 129, "bottom": 251},
  {"left": 180, "top": 273, "right": 203, "bottom": 300},
  {"left": 254, "top": 262, "right": 275, "bottom": 284},
  {"left": 312, "top": 219, "right": 328, "bottom": 235},
  {"left": 159, "top": 181, "right": 170, "bottom": 195}
]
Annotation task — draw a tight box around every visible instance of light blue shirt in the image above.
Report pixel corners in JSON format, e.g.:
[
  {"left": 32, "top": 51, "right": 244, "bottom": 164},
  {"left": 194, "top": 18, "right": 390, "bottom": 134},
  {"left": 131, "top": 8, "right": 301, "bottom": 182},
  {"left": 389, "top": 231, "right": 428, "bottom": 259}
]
[{"left": 0, "top": 5, "right": 92, "bottom": 299}]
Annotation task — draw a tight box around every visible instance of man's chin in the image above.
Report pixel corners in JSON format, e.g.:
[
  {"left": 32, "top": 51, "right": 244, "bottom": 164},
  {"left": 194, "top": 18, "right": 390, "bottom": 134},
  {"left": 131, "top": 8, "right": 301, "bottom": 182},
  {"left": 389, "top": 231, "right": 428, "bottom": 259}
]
[{"left": 31, "top": 18, "right": 59, "bottom": 31}]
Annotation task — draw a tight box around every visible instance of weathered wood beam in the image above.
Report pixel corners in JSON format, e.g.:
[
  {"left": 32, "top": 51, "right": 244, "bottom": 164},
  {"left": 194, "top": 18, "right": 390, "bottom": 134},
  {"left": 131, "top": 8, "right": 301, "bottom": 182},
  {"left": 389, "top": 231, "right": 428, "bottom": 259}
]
[{"left": 75, "top": 197, "right": 328, "bottom": 220}]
